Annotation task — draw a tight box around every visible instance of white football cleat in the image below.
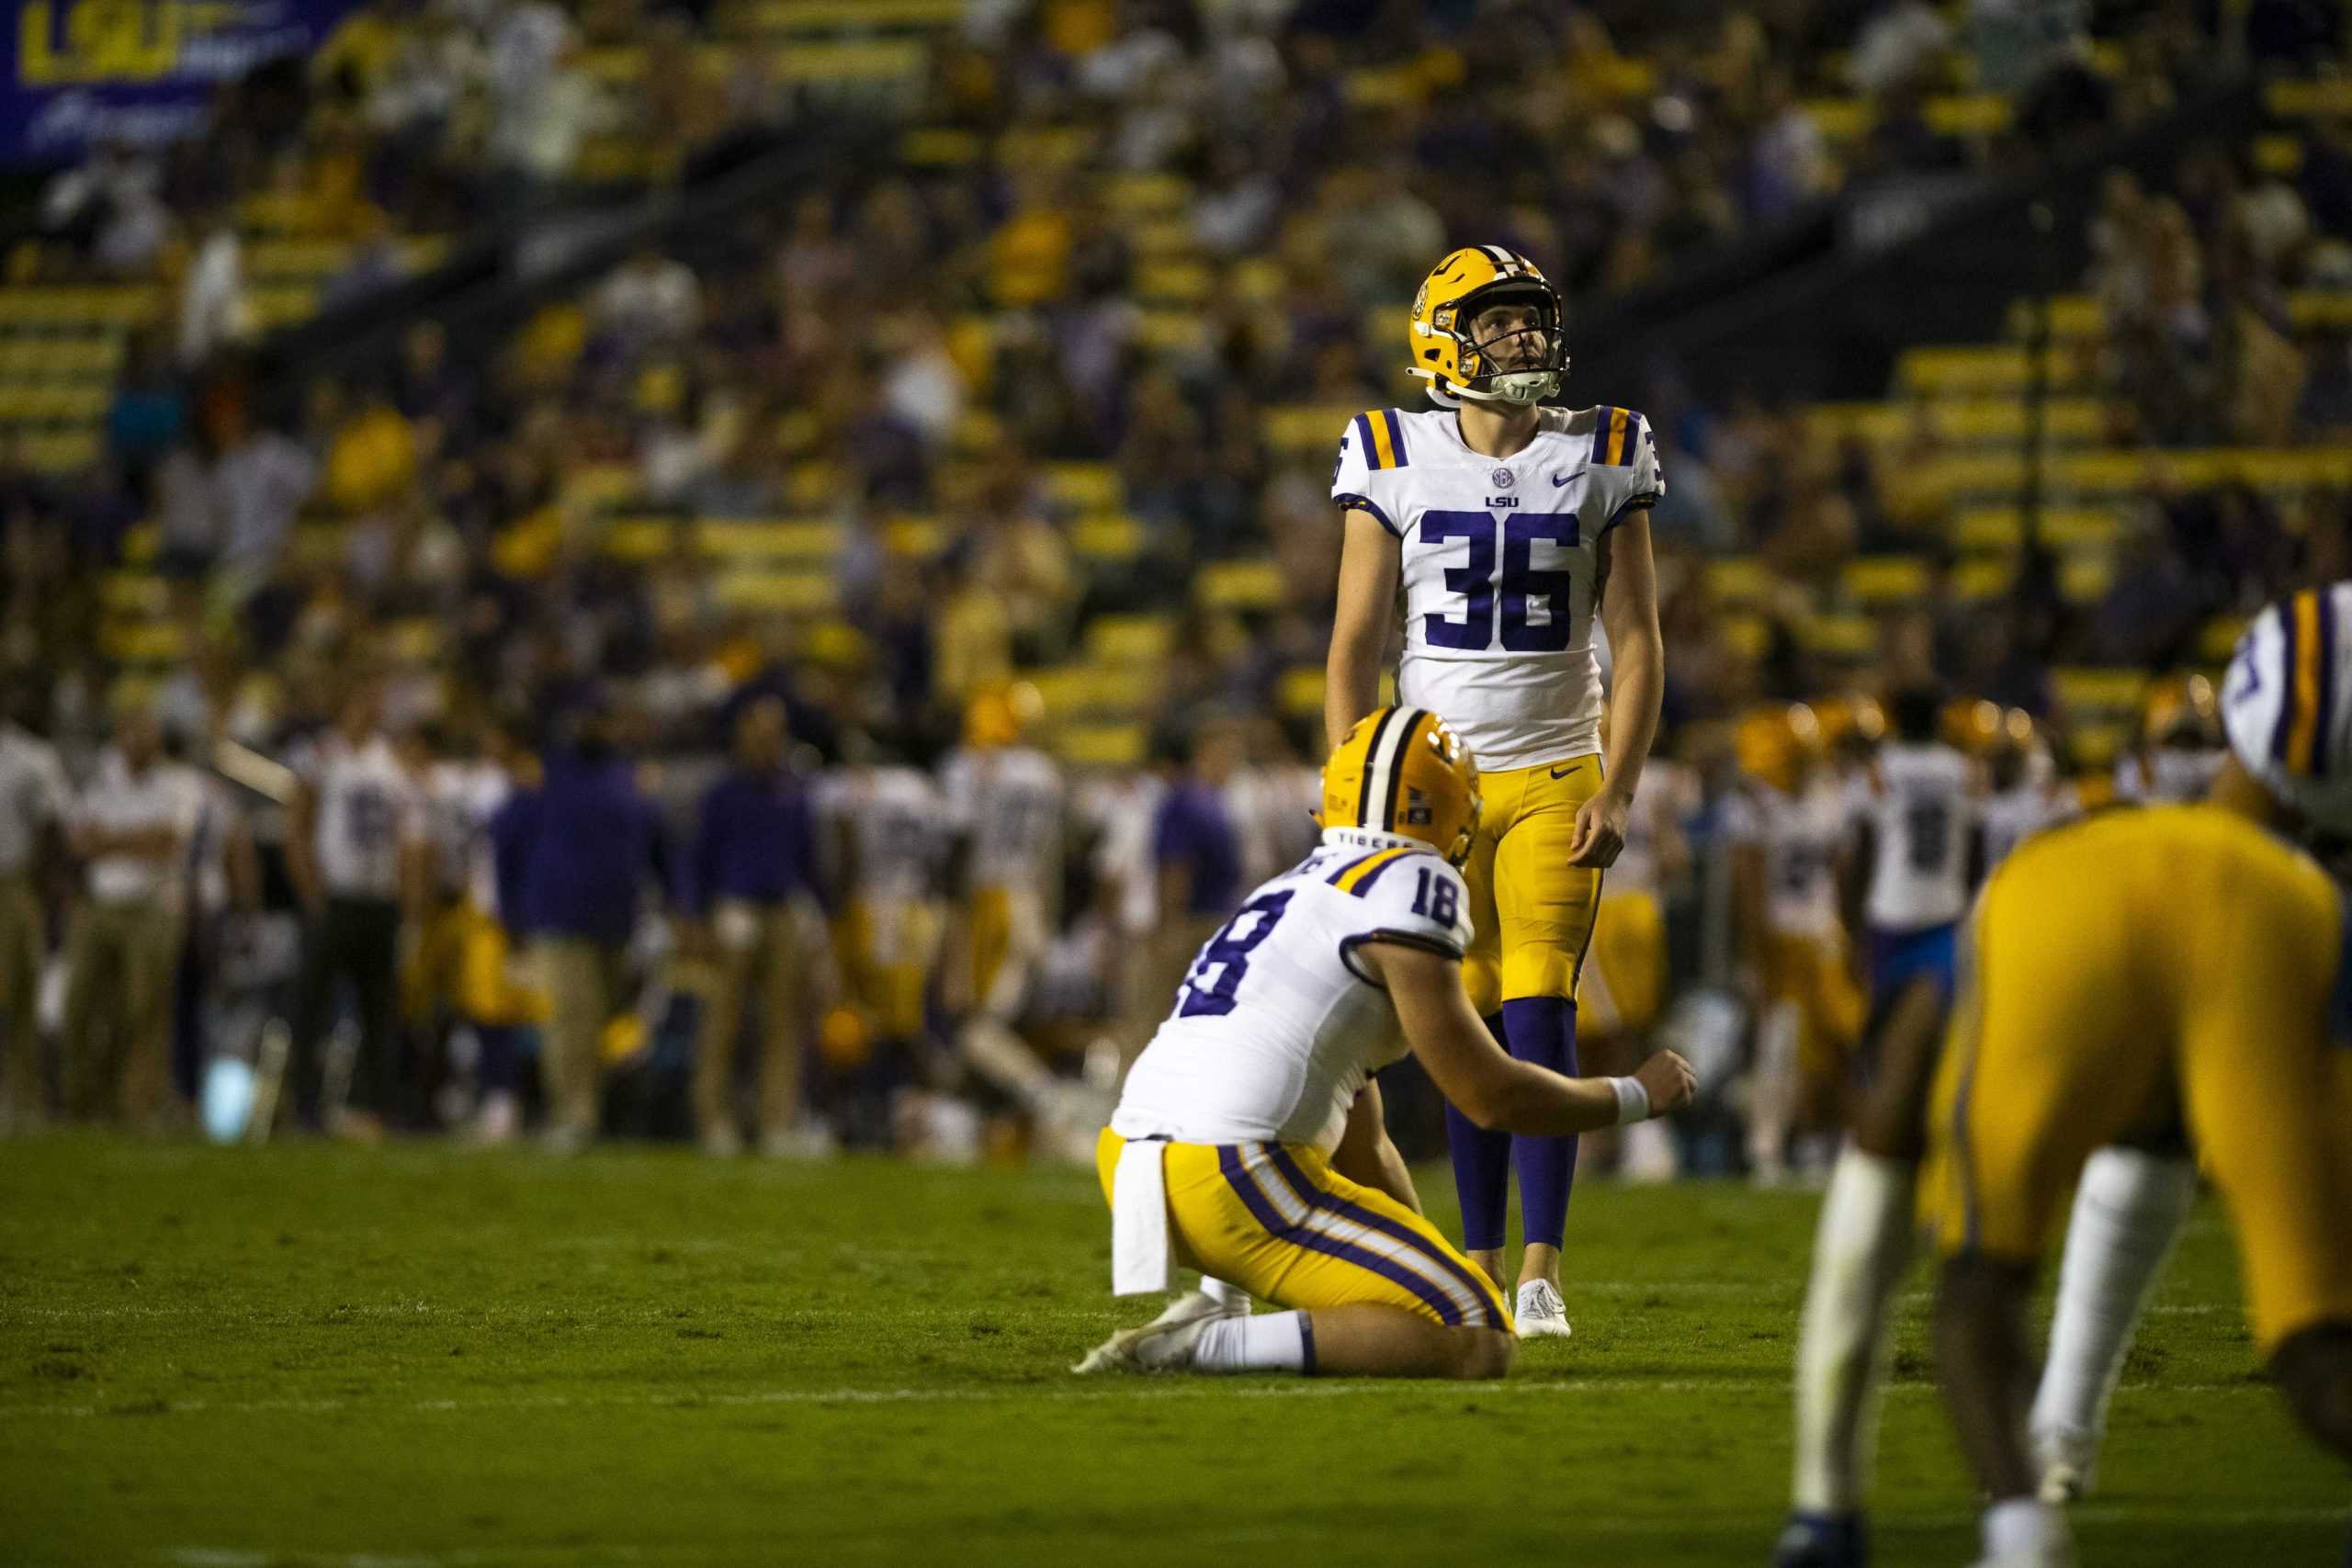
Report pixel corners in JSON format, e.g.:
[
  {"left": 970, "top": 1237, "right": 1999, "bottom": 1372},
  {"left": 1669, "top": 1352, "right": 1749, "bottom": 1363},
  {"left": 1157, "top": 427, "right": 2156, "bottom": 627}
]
[
  {"left": 1073, "top": 1294, "right": 1225, "bottom": 1374},
  {"left": 1515, "top": 1280, "right": 1572, "bottom": 1339},
  {"left": 2034, "top": 1425, "right": 2100, "bottom": 1504},
  {"left": 1148, "top": 1289, "right": 1246, "bottom": 1328}
]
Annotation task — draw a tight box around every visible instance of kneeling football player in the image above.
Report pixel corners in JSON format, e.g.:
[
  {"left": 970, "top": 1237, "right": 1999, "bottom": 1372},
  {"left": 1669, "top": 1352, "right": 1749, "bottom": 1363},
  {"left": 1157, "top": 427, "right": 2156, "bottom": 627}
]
[{"left": 1077, "top": 707, "right": 1695, "bottom": 1379}]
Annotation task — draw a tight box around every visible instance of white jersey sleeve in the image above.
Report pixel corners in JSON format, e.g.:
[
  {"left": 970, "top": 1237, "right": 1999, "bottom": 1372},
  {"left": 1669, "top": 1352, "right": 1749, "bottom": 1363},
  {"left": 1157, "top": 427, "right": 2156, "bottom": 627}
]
[
  {"left": 2222, "top": 582, "right": 2352, "bottom": 833},
  {"left": 1329, "top": 410, "right": 1409, "bottom": 537},
  {"left": 1112, "top": 843, "right": 1470, "bottom": 1154}
]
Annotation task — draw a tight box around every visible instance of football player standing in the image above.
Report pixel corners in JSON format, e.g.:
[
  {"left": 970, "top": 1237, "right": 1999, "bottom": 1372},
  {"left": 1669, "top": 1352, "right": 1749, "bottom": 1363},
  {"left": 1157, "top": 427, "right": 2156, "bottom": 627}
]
[{"left": 1324, "top": 247, "right": 1667, "bottom": 1337}]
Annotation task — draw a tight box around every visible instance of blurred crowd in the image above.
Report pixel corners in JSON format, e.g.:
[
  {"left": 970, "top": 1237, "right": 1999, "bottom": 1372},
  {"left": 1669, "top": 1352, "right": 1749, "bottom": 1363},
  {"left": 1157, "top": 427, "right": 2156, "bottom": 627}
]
[{"left": 0, "top": 0, "right": 2347, "bottom": 1157}]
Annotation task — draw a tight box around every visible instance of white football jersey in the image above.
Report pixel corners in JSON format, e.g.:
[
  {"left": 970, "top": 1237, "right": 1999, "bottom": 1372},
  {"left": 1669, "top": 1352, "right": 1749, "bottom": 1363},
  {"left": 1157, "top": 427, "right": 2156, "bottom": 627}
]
[
  {"left": 2113, "top": 746, "right": 2226, "bottom": 805},
  {"left": 1723, "top": 780, "right": 1846, "bottom": 939},
  {"left": 2222, "top": 581, "right": 2352, "bottom": 832},
  {"left": 819, "top": 764, "right": 943, "bottom": 908},
  {"left": 1854, "top": 742, "right": 1976, "bottom": 931},
  {"left": 1980, "top": 781, "right": 2068, "bottom": 874},
  {"left": 1112, "top": 837, "right": 1476, "bottom": 1156},
  {"left": 1332, "top": 403, "right": 1665, "bottom": 772},
  {"left": 297, "top": 732, "right": 424, "bottom": 901},
  {"left": 940, "top": 745, "right": 1063, "bottom": 895}
]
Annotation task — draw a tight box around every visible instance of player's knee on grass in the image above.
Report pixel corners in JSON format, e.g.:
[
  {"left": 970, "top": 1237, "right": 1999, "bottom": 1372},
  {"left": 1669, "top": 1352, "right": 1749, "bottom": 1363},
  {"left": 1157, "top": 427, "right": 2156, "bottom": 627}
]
[
  {"left": 2273, "top": 1322, "right": 2352, "bottom": 1461},
  {"left": 1448, "top": 1326, "right": 1515, "bottom": 1380}
]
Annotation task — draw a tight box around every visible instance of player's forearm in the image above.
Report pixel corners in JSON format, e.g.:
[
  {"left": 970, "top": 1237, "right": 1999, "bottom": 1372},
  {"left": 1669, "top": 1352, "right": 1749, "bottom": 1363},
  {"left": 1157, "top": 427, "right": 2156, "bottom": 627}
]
[
  {"left": 1479, "top": 1061, "right": 1627, "bottom": 1138},
  {"left": 1600, "top": 620, "right": 1663, "bottom": 799},
  {"left": 1324, "top": 635, "right": 1383, "bottom": 754}
]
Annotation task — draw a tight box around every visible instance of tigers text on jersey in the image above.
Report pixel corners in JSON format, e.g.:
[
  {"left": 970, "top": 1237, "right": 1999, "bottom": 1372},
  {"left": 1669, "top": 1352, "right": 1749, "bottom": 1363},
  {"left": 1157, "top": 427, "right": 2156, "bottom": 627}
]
[
  {"left": 2222, "top": 581, "right": 2352, "bottom": 833},
  {"left": 940, "top": 745, "right": 1063, "bottom": 895},
  {"left": 299, "top": 733, "right": 424, "bottom": 901},
  {"left": 1722, "top": 780, "right": 1846, "bottom": 938},
  {"left": 1112, "top": 840, "right": 1476, "bottom": 1156},
  {"left": 1856, "top": 743, "right": 1976, "bottom": 931},
  {"left": 1332, "top": 404, "right": 1665, "bottom": 772}
]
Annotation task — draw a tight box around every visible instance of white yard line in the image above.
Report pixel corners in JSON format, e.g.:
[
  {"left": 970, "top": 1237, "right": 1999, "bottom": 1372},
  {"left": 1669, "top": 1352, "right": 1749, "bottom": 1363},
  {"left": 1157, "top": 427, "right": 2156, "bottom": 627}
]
[{"left": 0, "top": 1374, "right": 2293, "bottom": 1423}]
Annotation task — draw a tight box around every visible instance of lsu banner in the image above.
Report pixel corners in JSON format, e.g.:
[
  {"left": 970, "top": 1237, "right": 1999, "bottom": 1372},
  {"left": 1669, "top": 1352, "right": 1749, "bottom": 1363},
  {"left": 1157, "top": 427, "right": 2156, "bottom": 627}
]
[{"left": 5, "top": 0, "right": 363, "bottom": 163}]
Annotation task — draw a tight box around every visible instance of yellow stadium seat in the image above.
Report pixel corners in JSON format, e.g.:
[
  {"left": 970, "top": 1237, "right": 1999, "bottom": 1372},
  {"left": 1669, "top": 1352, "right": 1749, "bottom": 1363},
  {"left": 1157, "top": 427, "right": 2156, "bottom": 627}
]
[
  {"left": 1720, "top": 615, "right": 1772, "bottom": 660},
  {"left": 1087, "top": 615, "right": 1171, "bottom": 663},
  {"left": 801, "top": 620, "right": 866, "bottom": 666},
  {"left": 603, "top": 519, "right": 675, "bottom": 561},
  {"left": 2198, "top": 616, "right": 2247, "bottom": 664},
  {"left": 1952, "top": 558, "right": 2015, "bottom": 599},
  {"left": 1198, "top": 559, "right": 1283, "bottom": 611},
  {"left": 1135, "top": 261, "right": 1211, "bottom": 305},
  {"left": 888, "top": 516, "right": 945, "bottom": 557},
  {"left": 2067, "top": 724, "right": 2126, "bottom": 770},
  {"left": 120, "top": 523, "right": 159, "bottom": 564},
  {"left": 1263, "top": 404, "right": 1359, "bottom": 456},
  {"left": 1840, "top": 557, "right": 1928, "bottom": 605},
  {"left": 901, "top": 128, "right": 984, "bottom": 166},
  {"left": 386, "top": 619, "right": 444, "bottom": 661},
  {"left": 1071, "top": 514, "right": 1143, "bottom": 561},
  {"left": 1102, "top": 175, "right": 1192, "bottom": 216},
  {"left": 1795, "top": 615, "right": 1874, "bottom": 657},
  {"left": 1135, "top": 312, "right": 1208, "bottom": 354},
  {"left": 21, "top": 429, "right": 96, "bottom": 470},
  {"left": 1278, "top": 666, "right": 1326, "bottom": 719},
  {"left": 750, "top": 0, "right": 966, "bottom": 30},
  {"left": 769, "top": 39, "right": 926, "bottom": 83},
  {"left": 1707, "top": 557, "right": 1772, "bottom": 604},
  {"left": 715, "top": 571, "right": 833, "bottom": 612},
  {"left": 101, "top": 572, "right": 166, "bottom": 615},
  {"left": 104, "top": 619, "right": 185, "bottom": 663},
  {"left": 2291, "top": 292, "right": 2352, "bottom": 329},
  {"left": 1044, "top": 463, "right": 1123, "bottom": 512},
  {"left": 2267, "top": 79, "right": 2352, "bottom": 118},
  {"left": 2052, "top": 668, "right": 2146, "bottom": 715},
  {"left": 1056, "top": 724, "right": 1147, "bottom": 769},
  {"left": 2059, "top": 556, "right": 2113, "bottom": 603},
  {"left": 1925, "top": 95, "right": 2011, "bottom": 135},
  {"left": 2256, "top": 136, "right": 2302, "bottom": 175},
  {"left": 696, "top": 520, "right": 842, "bottom": 560}
]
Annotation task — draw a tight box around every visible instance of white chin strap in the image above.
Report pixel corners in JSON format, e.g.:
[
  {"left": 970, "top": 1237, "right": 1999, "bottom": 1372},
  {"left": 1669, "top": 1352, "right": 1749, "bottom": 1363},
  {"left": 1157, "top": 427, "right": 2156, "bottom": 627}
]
[{"left": 1426, "top": 371, "right": 1560, "bottom": 409}]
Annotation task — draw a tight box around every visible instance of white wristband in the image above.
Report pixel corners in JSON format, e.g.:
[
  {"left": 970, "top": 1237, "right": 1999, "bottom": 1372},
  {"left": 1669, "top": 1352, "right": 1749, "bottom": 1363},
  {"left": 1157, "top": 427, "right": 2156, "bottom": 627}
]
[{"left": 1609, "top": 1076, "right": 1650, "bottom": 1126}]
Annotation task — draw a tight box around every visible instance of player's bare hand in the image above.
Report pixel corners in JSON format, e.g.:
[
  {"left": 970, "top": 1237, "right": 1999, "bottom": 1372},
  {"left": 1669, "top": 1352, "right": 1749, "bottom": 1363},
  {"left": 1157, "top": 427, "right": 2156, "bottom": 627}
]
[
  {"left": 1567, "top": 785, "right": 1632, "bottom": 867},
  {"left": 1634, "top": 1049, "right": 1698, "bottom": 1115}
]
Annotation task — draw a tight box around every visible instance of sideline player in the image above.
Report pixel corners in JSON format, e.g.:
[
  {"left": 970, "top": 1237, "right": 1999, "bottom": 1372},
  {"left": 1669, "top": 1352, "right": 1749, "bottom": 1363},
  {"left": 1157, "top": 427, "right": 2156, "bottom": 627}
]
[
  {"left": 1843, "top": 686, "right": 1978, "bottom": 1019},
  {"left": 1776, "top": 583, "right": 2352, "bottom": 1568},
  {"left": 1324, "top": 245, "right": 1666, "bottom": 1337},
  {"left": 1077, "top": 707, "right": 1695, "bottom": 1379},
  {"left": 1726, "top": 704, "right": 1860, "bottom": 1185}
]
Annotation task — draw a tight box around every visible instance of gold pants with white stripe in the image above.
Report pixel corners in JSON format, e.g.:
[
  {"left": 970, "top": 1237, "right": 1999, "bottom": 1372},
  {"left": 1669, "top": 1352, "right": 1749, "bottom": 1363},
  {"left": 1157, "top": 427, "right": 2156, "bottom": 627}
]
[{"left": 1096, "top": 1130, "right": 1511, "bottom": 1331}]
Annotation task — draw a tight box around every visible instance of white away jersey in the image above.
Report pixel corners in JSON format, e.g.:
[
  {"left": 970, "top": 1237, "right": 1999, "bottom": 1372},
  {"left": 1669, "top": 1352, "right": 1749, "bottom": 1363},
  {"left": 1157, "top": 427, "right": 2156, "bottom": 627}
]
[
  {"left": 1113, "top": 839, "right": 1475, "bottom": 1156},
  {"left": 2222, "top": 581, "right": 2352, "bottom": 832},
  {"left": 1981, "top": 782, "right": 2069, "bottom": 873},
  {"left": 819, "top": 764, "right": 943, "bottom": 907},
  {"left": 940, "top": 745, "right": 1063, "bottom": 894},
  {"left": 297, "top": 733, "right": 424, "bottom": 901},
  {"left": 1332, "top": 403, "right": 1665, "bottom": 772},
  {"left": 1854, "top": 742, "right": 1976, "bottom": 931},
  {"left": 1723, "top": 780, "right": 1846, "bottom": 938}
]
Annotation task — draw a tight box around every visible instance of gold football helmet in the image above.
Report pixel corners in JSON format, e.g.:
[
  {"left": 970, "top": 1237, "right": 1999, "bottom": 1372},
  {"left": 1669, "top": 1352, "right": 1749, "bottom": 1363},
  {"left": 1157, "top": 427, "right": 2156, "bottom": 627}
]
[
  {"left": 1735, "top": 703, "right": 1823, "bottom": 794},
  {"left": 1407, "top": 247, "right": 1567, "bottom": 407},
  {"left": 2142, "top": 671, "right": 2222, "bottom": 750},
  {"left": 1320, "top": 706, "right": 1481, "bottom": 868}
]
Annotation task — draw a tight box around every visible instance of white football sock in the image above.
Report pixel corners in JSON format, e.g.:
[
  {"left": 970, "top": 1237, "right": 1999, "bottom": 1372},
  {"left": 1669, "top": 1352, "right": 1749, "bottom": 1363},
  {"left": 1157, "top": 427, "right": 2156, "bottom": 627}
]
[
  {"left": 1200, "top": 1276, "right": 1250, "bottom": 1315},
  {"left": 1748, "top": 998, "right": 1801, "bottom": 1174},
  {"left": 1983, "top": 1496, "right": 2071, "bottom": 1562},
  {"left": 1192, "top": 1310, "right": 1310, "bottom": 1373},
  {"left": 2031, "top": 1147, "right": 2197, "bottom": 1450},
  {"left": 1792, "top": 1147, "right": 1917, "bottom": 1514}
]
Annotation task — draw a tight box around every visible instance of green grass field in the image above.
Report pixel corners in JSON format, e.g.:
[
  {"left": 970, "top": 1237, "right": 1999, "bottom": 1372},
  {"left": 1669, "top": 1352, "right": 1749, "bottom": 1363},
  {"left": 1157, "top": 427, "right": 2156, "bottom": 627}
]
[{"left": 1, "top": 1135, "right": 2343, "bottom": 1566}]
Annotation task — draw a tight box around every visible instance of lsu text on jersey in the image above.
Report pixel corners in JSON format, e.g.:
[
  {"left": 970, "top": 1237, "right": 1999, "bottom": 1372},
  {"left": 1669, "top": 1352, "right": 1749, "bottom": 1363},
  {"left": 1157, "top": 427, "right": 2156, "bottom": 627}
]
[{"left": 1332, "top": 402, "right": 1663, "bottom": 1013}]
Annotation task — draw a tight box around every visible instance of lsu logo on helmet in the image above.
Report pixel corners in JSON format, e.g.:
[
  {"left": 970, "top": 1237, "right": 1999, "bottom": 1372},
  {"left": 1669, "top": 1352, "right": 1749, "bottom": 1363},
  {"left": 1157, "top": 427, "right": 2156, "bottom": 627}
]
[{"left": 1407, "top": 247, "right": 1568, "bottom": 409}]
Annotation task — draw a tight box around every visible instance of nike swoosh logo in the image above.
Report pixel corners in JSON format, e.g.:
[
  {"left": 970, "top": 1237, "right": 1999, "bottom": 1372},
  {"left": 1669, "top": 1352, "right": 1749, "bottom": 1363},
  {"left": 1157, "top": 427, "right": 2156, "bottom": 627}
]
[
  {"left": 1549, "top": 763, "right": 1576, "bottom": 779},
  {"left": 1551, "top": 473, "right": 1573, "bottom": 487}
]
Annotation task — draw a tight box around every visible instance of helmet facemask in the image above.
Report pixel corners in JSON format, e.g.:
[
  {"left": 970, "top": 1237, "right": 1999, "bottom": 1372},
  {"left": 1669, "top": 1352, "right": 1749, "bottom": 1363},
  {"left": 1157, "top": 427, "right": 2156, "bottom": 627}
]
[{"left": 1453, "top": 281, "right": 1566, "bottom": 406}]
